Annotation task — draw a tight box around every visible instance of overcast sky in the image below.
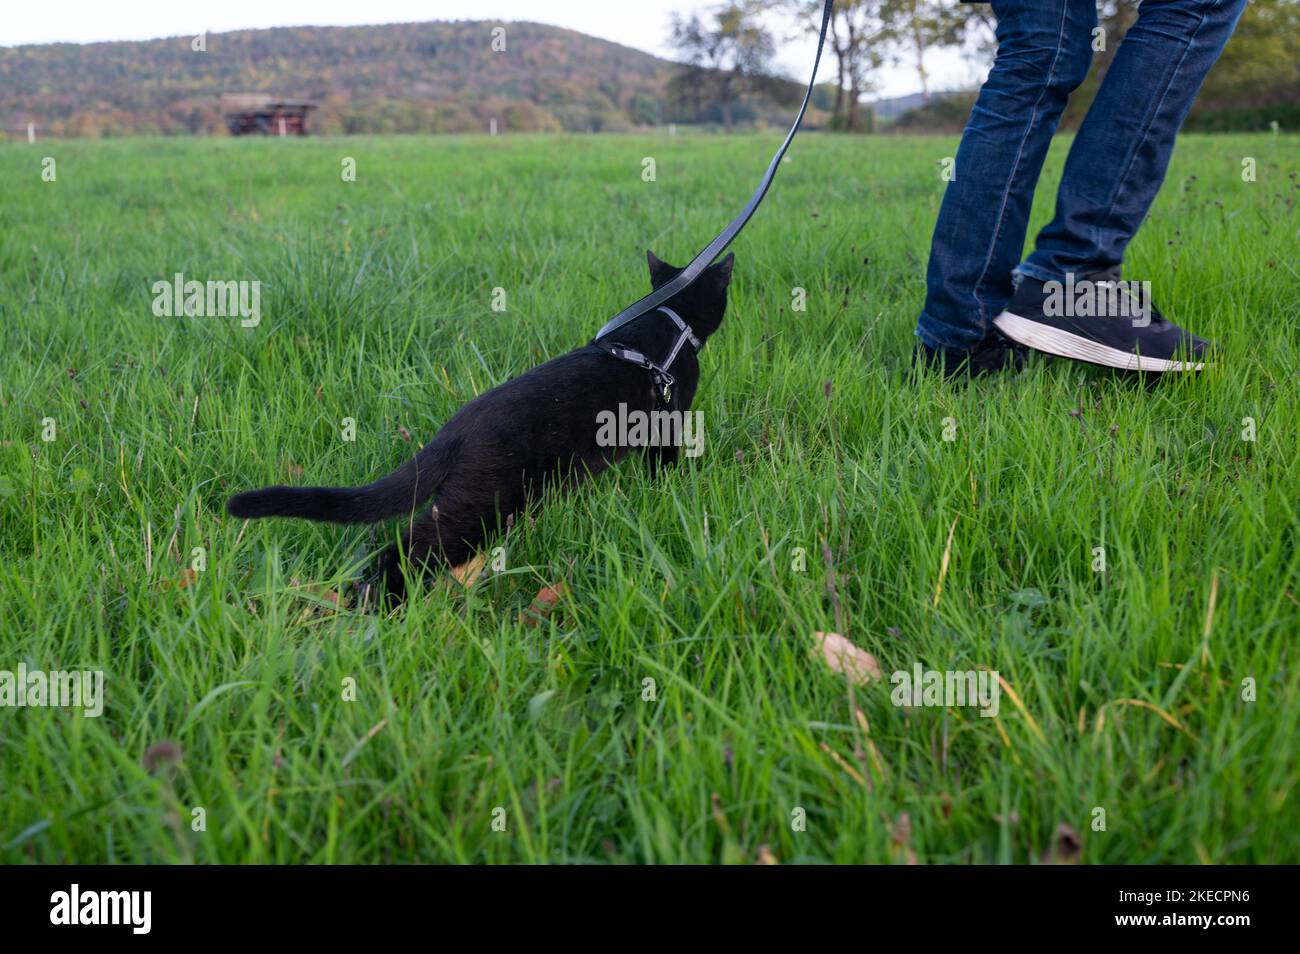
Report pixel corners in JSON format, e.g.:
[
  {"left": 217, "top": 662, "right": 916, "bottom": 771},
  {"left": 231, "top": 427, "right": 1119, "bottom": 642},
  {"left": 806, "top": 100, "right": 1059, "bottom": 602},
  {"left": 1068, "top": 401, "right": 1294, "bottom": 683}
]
[{"left": 0, "top": 0, "right": 986, "bottom": 99}]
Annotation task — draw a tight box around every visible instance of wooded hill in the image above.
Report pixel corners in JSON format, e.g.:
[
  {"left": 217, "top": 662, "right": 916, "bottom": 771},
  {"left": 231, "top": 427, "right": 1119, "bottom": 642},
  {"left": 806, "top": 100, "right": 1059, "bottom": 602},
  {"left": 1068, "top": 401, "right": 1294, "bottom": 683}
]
[{"left": 0, "top": 20, "right": 818, "bottom": 138}]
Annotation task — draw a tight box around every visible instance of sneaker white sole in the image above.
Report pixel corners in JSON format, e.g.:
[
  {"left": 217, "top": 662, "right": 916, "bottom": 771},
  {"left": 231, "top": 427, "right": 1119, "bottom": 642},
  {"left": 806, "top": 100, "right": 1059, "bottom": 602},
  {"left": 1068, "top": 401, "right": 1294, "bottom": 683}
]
[{"left": 994, "top": 311, "right": 1205, "bottom": 373}]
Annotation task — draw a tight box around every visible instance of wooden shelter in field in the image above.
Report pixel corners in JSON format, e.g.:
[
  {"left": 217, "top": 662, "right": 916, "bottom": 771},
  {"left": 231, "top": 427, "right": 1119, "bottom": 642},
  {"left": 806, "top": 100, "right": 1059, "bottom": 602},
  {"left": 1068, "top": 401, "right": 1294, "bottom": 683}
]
[{"left": 221, "top": 94, "right": 317, "bottom": 136}]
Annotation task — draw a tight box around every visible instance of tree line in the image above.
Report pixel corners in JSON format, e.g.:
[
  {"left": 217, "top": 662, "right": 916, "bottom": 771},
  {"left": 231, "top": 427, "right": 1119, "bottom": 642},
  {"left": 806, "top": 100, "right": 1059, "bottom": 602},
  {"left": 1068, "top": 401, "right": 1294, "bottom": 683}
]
[
  {"left": 668, "top": 0, "right": 1300, "bottom": 133},
  {"left": 0, "top": 5, "right": 1294, "bottom": 139}
]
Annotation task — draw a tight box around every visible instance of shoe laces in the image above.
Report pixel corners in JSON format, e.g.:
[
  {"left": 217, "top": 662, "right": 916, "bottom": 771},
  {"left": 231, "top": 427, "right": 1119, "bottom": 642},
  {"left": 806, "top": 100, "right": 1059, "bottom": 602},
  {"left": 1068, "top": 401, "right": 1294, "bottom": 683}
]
[{"left": 1088, "top": 276, "right": 1166, "bottom": 326}]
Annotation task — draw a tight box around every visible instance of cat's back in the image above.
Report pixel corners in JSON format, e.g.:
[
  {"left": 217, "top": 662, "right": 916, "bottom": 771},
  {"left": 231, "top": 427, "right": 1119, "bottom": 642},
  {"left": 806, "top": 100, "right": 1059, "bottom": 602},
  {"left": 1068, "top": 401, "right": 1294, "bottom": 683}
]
[{"left": 438, "top": 344, "right": 618, "bottom": 436}]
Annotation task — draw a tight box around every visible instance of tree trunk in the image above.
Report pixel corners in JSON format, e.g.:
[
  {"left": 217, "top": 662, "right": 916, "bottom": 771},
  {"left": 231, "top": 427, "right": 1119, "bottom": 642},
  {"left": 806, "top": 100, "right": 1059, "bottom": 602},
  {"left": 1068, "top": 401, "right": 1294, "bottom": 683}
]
[
  {"left": 845, "top": 18, "right": 857, "bottom": 131},
  {"left": 833, "top": 58, "right": 846, "bottom": 128},
  {"left": 829, "top": 14, "right": 847, "bottom": 130},
  {"left": 913, "top": 24, "right": 930, "bottom": 104}
]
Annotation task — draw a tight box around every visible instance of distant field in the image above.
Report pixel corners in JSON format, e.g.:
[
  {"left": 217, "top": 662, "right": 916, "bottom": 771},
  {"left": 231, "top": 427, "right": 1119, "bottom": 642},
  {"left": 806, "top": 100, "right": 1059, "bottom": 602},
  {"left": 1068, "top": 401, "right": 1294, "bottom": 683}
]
[{"left": 0, "top": 132, "right": 1296, "bottom": 863}]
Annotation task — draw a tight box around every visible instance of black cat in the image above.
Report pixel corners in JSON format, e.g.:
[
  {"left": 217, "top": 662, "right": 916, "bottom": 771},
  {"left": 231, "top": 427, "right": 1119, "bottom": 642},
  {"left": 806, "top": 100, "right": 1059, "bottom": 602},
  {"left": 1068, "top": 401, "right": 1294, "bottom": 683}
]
[{"left": 226, "top": 250, "right": 734, "bottom": 603}]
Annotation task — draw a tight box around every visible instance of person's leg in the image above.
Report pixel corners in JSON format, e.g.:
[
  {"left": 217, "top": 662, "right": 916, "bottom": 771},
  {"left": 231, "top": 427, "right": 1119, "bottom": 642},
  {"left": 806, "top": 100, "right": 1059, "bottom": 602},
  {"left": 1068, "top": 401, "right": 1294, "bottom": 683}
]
[
  {"left": 915, "top": 0, "right": 1096, "bottom": 364},
  {"left": 1019, "top": 0, "right": 1248, "bottom": 281},
  {"left": 995, "top": 0, "right": 1248, "bottom": 372}
]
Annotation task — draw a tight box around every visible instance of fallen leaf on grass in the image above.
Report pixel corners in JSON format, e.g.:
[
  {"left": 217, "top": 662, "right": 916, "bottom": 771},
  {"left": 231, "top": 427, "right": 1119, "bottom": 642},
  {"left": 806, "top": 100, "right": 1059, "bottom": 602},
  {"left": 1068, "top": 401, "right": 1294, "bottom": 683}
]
[
  {"left": 141, "top": 741, "right": 183, "bottom": 774},
  {"left": 155, "top": 568, "right": 198, "bottom": 592},
  {"left": 812, "top": 631, "right": 882, "bottom": 684},
  {"left": 290, "top": 581, "right": 342, "bottom": 623},
  {"left": 938, "top": 791, "right": 953, "bottom": 821},
  {"left": 445, "top": 552, "right": 488, "bottom": 588},
  {"left": 710, "top": 792, "right": 731, "bottom": 835},
  {"left": 519, "top": 582, "right": 567, "bottom": 626},
  {"left": 890, "top": 812, "right": 918, "bottom": 865},
  {"left": 1041, "top": 822, "right": 1082, "bottom": 865}
]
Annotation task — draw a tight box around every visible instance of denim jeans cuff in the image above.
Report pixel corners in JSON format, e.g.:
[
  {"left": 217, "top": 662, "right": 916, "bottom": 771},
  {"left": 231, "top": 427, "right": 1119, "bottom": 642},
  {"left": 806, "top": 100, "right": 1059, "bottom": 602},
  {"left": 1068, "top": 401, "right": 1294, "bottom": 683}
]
[
  {"left": 914, "top": 318, "right": 984, "bottom": 352},
  {"left": 1013, "top": 261, "right": 1063, "bottom": 285},
  {"left": 914, "top": 325, "right": 946, "bottom": 351}
]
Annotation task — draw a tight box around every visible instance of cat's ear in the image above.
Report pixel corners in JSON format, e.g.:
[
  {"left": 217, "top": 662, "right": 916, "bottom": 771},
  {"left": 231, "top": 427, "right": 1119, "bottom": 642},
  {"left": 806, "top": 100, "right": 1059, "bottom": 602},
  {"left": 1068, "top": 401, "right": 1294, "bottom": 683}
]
[
  {"left": 711, "top": 252, "right": 735, "bottom": 286},
  {"left": 646, "top": 249, "right": 677, "bottom": 286}
]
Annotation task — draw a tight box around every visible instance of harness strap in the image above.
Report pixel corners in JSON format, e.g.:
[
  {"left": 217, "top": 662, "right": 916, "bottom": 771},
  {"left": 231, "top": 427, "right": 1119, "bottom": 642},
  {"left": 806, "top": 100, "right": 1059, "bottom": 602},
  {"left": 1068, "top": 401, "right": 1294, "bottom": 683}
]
[
  {"left": 592, "top": 0, "right": 835, "bottom": 344},
  {"left": 655, "top": 306, "right": 701, "bottom": 364},
  {"left": 593, "top": 306, "right": 700, "bottom": 406}
]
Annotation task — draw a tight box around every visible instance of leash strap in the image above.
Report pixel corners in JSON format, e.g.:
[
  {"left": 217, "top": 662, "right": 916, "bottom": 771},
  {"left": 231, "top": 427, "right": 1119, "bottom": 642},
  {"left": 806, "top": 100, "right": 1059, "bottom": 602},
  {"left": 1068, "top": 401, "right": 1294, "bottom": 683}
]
[{"left": 593, "top": 0, "right": 835, "bottom": 344}]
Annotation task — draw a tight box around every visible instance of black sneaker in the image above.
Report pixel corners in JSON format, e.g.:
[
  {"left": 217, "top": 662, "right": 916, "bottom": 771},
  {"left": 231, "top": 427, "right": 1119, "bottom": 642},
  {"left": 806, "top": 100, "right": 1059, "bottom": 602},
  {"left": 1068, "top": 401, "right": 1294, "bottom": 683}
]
[
  {"left": 993, "top": 269, "right": 1210, "bottom": 372},
  {"left": 913, "top": 331, "right": 1026, "bottom": 379}
]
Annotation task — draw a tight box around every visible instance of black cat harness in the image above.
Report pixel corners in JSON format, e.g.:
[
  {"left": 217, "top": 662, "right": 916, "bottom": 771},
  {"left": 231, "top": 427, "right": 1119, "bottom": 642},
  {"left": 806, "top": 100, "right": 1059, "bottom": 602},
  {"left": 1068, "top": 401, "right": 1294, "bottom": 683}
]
[
  {"left": 593, "top": 306, "right": 700, "bottom": 406},
  {"left": 590, "top": 0, "right": 834, "bottom": 399}
]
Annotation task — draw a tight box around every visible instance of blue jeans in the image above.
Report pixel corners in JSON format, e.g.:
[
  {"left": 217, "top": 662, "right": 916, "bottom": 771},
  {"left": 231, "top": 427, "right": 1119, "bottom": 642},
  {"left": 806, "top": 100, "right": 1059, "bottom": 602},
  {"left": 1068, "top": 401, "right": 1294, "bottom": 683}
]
[{"left": 916, "top": 0, "right": 1247, "bottom": 351}]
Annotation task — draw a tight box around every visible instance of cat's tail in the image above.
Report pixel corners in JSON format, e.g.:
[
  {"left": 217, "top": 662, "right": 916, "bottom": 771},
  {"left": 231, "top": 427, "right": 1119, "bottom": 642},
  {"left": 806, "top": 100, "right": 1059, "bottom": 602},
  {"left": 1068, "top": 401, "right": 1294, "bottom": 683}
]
[{"left": 226, "top": 435, "right": 458, "bottom": 525}]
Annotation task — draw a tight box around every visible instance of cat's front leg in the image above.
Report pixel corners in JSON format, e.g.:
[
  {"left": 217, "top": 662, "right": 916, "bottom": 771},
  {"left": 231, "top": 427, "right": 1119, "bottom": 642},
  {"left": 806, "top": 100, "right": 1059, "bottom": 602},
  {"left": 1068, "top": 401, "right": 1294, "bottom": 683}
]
[{"left": 646, "top": 442, "right": 680, "bottom": 478}]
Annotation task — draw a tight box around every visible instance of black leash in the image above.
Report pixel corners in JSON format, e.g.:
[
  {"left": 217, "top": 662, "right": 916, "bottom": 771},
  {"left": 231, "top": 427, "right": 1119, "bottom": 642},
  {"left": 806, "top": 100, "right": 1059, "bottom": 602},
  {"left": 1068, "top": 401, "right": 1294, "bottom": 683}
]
[{"left": 593, "top": 0, "right": 835, "bottom": 354}]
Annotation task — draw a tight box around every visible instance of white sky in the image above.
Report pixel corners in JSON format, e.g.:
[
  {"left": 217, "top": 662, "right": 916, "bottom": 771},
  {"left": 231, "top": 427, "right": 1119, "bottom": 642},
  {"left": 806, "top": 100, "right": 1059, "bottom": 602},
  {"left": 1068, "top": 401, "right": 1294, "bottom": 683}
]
[{"left": 0, "top": 0, "right": 985, "bottom": 99}]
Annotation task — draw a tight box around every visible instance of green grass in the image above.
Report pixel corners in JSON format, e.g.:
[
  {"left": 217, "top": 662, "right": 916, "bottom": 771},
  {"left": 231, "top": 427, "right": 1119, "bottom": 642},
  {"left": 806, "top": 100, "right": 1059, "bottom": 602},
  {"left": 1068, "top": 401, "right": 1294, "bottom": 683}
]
[{"left": 0, "top": 131, "right": 1296, "bottom": 864}]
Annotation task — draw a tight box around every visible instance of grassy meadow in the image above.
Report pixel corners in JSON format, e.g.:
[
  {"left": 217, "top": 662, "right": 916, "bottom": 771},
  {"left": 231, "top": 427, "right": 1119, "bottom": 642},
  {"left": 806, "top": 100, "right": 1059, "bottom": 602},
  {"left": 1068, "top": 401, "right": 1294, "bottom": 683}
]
[{"left": 0, "top": 130, "right": 1296, "bottom": 863}]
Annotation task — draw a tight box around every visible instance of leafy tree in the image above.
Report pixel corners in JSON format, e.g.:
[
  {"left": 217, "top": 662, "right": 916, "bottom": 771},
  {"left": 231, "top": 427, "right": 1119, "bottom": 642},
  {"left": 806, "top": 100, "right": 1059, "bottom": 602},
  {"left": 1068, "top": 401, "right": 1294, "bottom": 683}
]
[
  {"left": 880, "top": 0, "right": 969, "bottom": 104},
  {"left": 667, "top": 2, "right": 778, "bottom": 131},
  {"left": 782, "top": 0, "right": 889, "bottom": 131}
]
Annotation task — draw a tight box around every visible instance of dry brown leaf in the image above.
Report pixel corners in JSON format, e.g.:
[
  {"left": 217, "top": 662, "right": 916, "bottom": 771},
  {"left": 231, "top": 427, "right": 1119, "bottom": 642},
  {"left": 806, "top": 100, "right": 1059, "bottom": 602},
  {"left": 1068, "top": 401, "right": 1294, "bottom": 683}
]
[
  {"left": 1041, "top": 822, "right": 1082, "bottom": 865},
  {"left": 938, "top": 791, "right": 953, "bottom": 821},
  {"left": 155, "top": 568, "right": 198, "bottom": 592},
  {"left": 812, "top": 631, "right": 882, "bottom": 684},
  {"left": 141, "top": 740, "right": 183, "bottom": 773},
  {"left": 519, "top": 582, "right": 567, "bottom": 626},
  {"left": 292, "top": 582, "right": 343, "bottom": 623},
  {"left": 710, "top": 792, "right": 731, "bottom": 835},
  {"left": 890, "top": 811, "right": 919, "bottom": 865},
  {"left": 446, "top": 552, "right": 488, "bottom": 588}
]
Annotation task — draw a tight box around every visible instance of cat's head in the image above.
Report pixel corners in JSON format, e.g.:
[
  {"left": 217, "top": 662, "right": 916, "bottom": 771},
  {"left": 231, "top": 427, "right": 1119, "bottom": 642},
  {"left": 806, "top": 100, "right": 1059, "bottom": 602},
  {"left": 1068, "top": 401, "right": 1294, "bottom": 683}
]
[{"left": 646, "top": 249, "right": 734, "bottom": 342}]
